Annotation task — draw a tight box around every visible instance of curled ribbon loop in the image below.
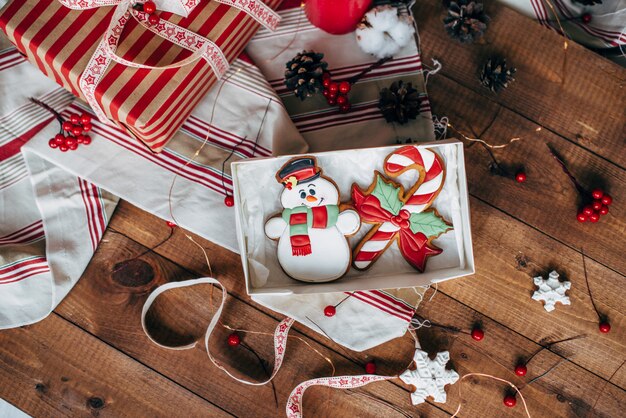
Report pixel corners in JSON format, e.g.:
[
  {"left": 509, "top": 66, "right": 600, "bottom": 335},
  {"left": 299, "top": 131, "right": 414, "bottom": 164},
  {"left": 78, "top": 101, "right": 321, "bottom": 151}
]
[
  {"left": 141, "top": 277, "right": 295, "bottom": 386},
  {"left": 57, "top": 0, "right": 280, "bottom": 126}
]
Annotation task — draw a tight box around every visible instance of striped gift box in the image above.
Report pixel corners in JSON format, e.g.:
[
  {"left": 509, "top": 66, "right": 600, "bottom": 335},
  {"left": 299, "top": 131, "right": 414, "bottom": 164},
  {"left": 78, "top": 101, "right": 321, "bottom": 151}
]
[{"left": 0, "top": 0, "right": 282, "bottom": 152}]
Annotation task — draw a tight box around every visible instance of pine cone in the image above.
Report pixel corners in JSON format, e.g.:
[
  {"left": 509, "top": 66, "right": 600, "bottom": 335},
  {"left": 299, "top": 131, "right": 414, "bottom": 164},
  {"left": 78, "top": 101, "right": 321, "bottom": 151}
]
[
  {"left": 284, "top": 51, "right": 328, "bottom": 101},
  {"left": 479, "top": 57, "right": 516, "bottom": 93},
  {"left": 443, "top": 0, "right": 489, "bottom": 43},
  {"left": 378, "top": 81, "right": 421, "bottom": 124}
]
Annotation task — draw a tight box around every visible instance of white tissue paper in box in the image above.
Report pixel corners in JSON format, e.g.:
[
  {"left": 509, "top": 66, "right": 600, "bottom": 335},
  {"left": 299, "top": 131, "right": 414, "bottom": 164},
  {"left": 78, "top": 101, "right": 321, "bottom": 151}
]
[{"left": 232, "top": 140, "right": 474, "bottom": 296}]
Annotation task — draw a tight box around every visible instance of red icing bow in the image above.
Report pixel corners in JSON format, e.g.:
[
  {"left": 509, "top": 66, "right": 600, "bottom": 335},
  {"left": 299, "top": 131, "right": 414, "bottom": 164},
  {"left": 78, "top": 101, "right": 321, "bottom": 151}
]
[{"left": 352, "top": 178, "right": 445, "bottom": 272}]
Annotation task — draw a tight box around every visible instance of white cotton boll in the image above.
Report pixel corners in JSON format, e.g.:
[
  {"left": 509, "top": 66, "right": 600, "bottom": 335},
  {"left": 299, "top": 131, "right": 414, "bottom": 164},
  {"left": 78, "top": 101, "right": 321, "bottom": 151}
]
[
  {"left": 356, "top": 27, "right": 387, "bottom": 57},
  {"left": 365, "top": 7, "right": 399, "bottom": 32},
  {"left": 356, "top": 6, "right": 416, "bottom": 59},
  {"left": 387, "top": 19, "right": 415, "bottom": 48}
]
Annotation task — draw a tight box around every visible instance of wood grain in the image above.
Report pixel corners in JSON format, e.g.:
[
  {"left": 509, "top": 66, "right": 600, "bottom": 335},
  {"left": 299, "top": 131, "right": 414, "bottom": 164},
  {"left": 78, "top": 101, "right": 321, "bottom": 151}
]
[
  {"left": 57, "top": 225, "right": 624, "bottom": 416},
  {"left": 414, "top": 0, "right": 626, "bottom": 164},
  {"left": 427, "top": 75, "right": 626, "bottom": 275},
  {"left": 0, "top": 314, "right": 228, "bottom": 417}
]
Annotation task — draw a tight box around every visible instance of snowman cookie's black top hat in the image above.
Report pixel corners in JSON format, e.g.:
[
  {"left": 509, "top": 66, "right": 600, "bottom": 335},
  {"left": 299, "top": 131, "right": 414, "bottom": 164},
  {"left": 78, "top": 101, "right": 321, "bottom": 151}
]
[{"left": 277, "top": 157, "right": 321, "bottom": 189}]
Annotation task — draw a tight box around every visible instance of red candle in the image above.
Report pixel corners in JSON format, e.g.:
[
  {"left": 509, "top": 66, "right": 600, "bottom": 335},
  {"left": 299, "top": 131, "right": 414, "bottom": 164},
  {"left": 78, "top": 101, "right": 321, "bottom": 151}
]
[{"left": 305, "top": 0, "right": 373, "bottom": 35}]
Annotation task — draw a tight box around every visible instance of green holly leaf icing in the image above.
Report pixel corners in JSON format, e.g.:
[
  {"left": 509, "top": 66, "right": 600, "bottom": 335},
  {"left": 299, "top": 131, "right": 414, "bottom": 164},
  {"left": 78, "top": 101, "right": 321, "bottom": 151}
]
[
  {"left": 409, "top": 211, "right": 452, "bottom": 238},
  {"left": 371, "top": 174, "right": 403, "bottom": 216}
]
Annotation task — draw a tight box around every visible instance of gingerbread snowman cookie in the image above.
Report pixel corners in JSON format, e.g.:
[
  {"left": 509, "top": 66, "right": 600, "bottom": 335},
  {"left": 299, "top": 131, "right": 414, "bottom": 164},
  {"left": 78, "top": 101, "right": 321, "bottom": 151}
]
[{"left": 264, "top": 157, "right": 361, "bottom": 283}]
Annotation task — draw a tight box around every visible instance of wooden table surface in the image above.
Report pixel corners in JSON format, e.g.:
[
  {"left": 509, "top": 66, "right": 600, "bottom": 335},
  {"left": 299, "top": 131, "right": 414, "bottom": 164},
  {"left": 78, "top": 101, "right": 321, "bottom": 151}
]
[{"left": 1, "top": 1, "right": 624, "bottom": 417}]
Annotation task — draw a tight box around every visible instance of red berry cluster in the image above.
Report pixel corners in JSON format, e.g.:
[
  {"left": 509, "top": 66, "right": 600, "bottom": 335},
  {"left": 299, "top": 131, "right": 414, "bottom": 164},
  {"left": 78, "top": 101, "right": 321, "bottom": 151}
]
[
  {"left": 577, "top": 189, "right": 612, "bottom": 223},
  {"left": 143, "top": 1, "right": 160, "bottom": 25},
  {"left": 48, "top": 113, "right": 92, "bottom": 152},
  {"left": 321, "top": 72, "right": 352, "bottom": 113}
]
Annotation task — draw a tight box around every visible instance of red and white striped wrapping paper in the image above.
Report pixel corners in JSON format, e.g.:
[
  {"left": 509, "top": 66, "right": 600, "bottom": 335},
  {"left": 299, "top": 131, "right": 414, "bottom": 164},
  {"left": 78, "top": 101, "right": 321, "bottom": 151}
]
[{"left": 0, "top": 0, "right": 283, "bottom": 152}]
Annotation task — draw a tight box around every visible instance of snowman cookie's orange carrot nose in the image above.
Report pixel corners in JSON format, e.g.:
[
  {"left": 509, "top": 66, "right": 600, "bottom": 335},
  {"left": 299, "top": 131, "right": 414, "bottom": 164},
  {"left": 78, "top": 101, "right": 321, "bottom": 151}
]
[{"left": 306, "top": 195, "right": 318, "bottom": 202}]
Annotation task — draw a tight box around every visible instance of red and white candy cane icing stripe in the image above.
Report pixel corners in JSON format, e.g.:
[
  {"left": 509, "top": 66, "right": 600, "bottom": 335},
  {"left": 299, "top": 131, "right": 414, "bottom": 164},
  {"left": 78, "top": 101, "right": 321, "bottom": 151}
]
[
  {"left": 353, "top": 146, "right": 444, "bottom": 270},
  {"left": 59, "top": 0, "right": 279, "bottom": 126}
]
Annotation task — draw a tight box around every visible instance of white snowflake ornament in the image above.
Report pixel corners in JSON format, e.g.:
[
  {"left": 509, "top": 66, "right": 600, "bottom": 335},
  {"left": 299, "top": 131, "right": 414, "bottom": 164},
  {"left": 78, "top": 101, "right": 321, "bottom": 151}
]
[
  {"left": 399, "top": 349, "right": 459, "bottom": 405},
  {"left": 532, "top": 270, "right": 571, "bottom": 312}
]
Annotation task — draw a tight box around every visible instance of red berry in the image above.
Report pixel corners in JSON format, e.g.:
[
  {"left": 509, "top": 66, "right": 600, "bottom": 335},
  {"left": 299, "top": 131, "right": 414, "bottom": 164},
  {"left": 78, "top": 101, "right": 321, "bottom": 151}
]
[
  {"left": 515, "top": 364, "right": 527, "bottom": 376},
  {"left": 65, "top": 136, "right": 77, "bottom": 147},
  {"left": 69, "top": 142, "right": 78, "bottom": 151},
  {"left": 48, "top": 139, "right": 58, "bottom": 148},
  {"left": 503, "top": 395, "right": 517, "bottom": 407},
  {"left": 324, "top": 305, "right": 336, "bottom": 317},
  {"left": 80, "top": 114, "right": 91, "bottom": 124},
  {"left": 471, "top": 327, "right": 484, "bottom": 341},
  {"left": 599, "top": 205, "right": 609, "bottom": 215},
  {"left": 82, "top": 123, "right": 92, "bottom": 132},
  {"left": 322, "top": 89, "right": 330, "bottom": 98},
  {"left": 59, "top": 145, "right": 69, "bottom": 152},
  {"left": 327, "top": 97, "right": 337, "bottom": 106},
  {"left": 82, "top": 136, "right": 92, "bottom": 145},
  {"left": 400, "top": 219, "right": 410, "bottom": 229},
  {"left": 166, "top": 221, "right": 177, "bottom": 228},
  {"left": 589, "top": 212, "right": 600, "bottom": 223},
  {"left": 143, "top": 0, "right": 156, "bottom": 14},
  {"left": 148, "top": 13, "right": 160, "bottom": 25},
  {"left": 62, "top": 121, "right": 73, "bottom": 131},
  {"left": 322, "top": 78, "right": 331, "bottom": 89},
  {"left": 592, "top": 200, "right": 602, "bottom": 211},
  {"left": 339, "top": 81, "right": 351, "bottom": 94},
  {"left": 399, "top": 209, "right": 410, "bottom": 220},
  {"left": 224, "top": 195, "right": 234, "bottom": 207},
  {"left": 591, "top": 188, "right": 603, "bottom": 200},
  {"left": 365, "top": 361, "right": 376, "bottom": 374},
  {"left": 515, "top": 172, "right": 527, "bottom": 183},
  {"left": 322, "top": 72, "right": 331, "bottom": 80},
  {"left": 576, "top": 212, "right": 587, "bottom": 223},
  {"left": 328, "top": 82, "right": 339, "bottom": 95},
  {"left": 581, "top": 13, "right": 592, "bottom": 24},
  {"left": 54, "top": 134, "right": 65, "bottom": 145},
  {"left": 76, "top": 135, "right": 85, "bottom": 144},
  {"left": 227, "top": 333, "right": 240, "bottom": 347},
  {"left": 339, "top": 103, "right": 351, "bottom": 113},
  {"left": 599, "top": 322, "right": 611, "bottom": 333},
  {"left": 601, "top": 194, "right": 612, "bottom": 206},
  {"left": 336, "top": 95, "right": 348, "bottom": 105},
  {"left": 582, "top": 206, "right": 594, "bottom": 216},
  {"left": 70, "top": 114, "right": 80, "bottom": 124},
  {"left": 72, "top": 126, "right": 82, "bottom": 136}
]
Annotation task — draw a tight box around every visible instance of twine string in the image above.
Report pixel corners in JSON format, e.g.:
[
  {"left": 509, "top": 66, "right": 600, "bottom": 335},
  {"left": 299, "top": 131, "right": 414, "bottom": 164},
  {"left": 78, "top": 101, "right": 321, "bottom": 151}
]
[{"left": 450, "top": 373, "right": 531, "bottom": 418}]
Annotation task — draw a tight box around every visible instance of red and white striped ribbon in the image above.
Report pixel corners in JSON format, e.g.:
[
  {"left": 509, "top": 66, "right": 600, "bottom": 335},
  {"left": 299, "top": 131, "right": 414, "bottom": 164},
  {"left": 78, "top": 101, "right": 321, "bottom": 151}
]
[
  {"left": 353, "top": 146, "right": 445, "bottom": 269},
  {"left": 58, "top": 0, "right": 279, "bottom": 126},
  {"left": 286, "top": 374, "right": 394, "bottom": 418},
  {"left": 141, "top": 277, "right": 295, "bottom": 386}
]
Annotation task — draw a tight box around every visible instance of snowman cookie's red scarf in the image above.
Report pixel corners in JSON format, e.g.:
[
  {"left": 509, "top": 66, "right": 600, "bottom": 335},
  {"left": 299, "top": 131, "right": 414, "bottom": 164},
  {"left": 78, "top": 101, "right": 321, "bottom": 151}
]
[{"left": 282, "top": 205, "right": 339, "bottom": 256}]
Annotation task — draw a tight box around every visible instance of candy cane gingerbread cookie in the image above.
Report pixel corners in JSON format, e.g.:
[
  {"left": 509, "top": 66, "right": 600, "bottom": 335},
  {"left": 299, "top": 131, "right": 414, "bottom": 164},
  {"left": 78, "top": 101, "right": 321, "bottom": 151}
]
[{"left": 351, "top": 146, "right": 452, "bottom": 272}]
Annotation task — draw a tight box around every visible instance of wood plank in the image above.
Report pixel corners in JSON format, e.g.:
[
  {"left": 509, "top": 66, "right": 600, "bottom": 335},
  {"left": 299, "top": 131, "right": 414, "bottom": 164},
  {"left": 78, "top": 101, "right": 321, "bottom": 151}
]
[
  {"left": 55, "top": 230, "right": 451, "bottom": 418},
  {"left": 426, "top": 75, "right": 626, "bottom": 275},
  {"left": 414, "top": 0, "right": 626, "bottom": 164},
  {"left": 109, "top": 197, "right": 624, "bottom": 386},
  {"left": 102, "top": 201, "right": 625, "bottom": 416},
  {"left": 0, "top": 314, "right": 229, "bottom": 418}
]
